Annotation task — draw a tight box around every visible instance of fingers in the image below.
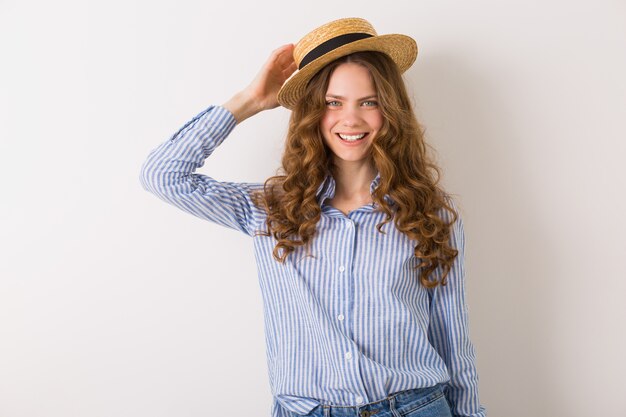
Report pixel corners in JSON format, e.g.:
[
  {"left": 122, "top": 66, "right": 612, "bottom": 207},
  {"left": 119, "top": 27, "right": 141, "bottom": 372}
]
[
  {"left": 264, "top": 44, "right": 295, "bottom": 82},
  {"left": 278, "top": 51, "right": 296, "bottom": 72},
  {"left": 274, "top": 43, "right": 294, "bottom": 54},
  {"left": 272, "top": 44, "right": 295, "bottom": 66},
  {"left": 282, "top": 61, "right": 297, "bottom": 78}
]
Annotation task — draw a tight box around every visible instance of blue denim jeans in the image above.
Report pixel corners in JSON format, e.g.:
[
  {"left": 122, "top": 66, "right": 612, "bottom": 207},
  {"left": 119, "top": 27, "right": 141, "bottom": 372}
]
[{"left": 289, "top": 383, "right": 452, "bottom": 417}]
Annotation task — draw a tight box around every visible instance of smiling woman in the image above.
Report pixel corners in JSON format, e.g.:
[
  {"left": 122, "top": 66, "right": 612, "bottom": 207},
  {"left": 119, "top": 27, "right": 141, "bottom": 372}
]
[
  {"left": 140, "top": 16, "right": 487, "bottom": 417},
  {"left": 255, "top": 47, "right": 465, "bottom": 282},
  {"left": 320, "top": 62, "right": 382, "bottom": 176}
]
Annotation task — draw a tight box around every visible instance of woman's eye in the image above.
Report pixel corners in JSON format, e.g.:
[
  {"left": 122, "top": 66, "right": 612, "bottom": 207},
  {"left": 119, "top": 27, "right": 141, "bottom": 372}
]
[{"left": 325, "top": 100, "right": 378, "bottom": 107}]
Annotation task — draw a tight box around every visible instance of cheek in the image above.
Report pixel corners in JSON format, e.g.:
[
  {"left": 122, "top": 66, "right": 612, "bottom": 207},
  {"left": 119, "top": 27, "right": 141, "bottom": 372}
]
[
  {"left": 320, "top": 113, "right": 335, "bottom": 131},
  {"left": 320, "top": 117, "right": 334, "bottom": 144},
  {"left": 369, "top": 112, "right": 384, "bottom": 130}
]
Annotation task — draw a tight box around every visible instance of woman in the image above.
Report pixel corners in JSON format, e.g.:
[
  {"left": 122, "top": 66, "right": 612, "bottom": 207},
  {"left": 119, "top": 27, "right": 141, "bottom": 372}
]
[{"left": 140, "top": 17, "right": 487, "bottom": 417}]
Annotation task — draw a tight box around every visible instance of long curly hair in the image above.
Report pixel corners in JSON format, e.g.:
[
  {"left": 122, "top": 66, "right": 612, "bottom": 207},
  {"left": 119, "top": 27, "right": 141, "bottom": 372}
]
[{"left": 250, "top": 50, "right": 460, "bottom": 289}]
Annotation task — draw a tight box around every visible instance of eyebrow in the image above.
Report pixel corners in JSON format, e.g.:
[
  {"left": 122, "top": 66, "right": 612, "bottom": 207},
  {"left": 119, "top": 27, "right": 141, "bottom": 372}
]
[{"left": 325, "top": 94, "right": 378, "bottom": 100}]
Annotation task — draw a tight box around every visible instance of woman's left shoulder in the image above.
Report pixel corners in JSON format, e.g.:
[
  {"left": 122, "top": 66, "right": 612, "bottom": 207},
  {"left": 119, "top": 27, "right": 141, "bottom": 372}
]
[{"left": 438, "top": 193, "right": 463, "bottom": 222}]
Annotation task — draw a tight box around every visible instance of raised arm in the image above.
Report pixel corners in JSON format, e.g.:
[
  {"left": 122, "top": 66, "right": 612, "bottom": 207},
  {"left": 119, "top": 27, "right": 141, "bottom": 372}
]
[
  {"left": 139, "top": 103, "right": 263, "bottom": 236},
  {"left": 138, "top": 44, "right": 297, "bottom": 236}
]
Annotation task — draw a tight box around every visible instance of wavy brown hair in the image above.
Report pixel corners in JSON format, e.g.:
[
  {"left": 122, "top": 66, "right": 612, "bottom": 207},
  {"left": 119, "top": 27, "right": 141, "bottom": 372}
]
[{"left": 250, "top": 50, "right": 460, "bottom": 288}]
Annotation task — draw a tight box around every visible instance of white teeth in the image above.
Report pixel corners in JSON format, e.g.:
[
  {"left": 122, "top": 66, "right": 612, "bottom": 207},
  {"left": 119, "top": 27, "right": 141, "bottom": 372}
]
[{"left": 338, "top": 133, "right": 366, "bottom": 141}]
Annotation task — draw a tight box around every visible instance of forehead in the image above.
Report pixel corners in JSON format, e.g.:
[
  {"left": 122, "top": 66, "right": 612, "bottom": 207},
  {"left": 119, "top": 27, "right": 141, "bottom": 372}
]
[{"left": 326, "top": 63, "right": 376, "bottom": 95}]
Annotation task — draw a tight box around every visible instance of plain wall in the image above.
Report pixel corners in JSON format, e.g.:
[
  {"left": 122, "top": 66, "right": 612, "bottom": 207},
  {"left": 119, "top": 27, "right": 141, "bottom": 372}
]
[{"left": 1, "top": 1, "right": 625, "bottom": 416}]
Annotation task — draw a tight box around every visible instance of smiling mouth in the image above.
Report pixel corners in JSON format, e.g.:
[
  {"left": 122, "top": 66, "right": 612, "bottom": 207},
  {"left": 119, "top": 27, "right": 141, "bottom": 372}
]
[{"left": 336, "top": 132, "right": 369, "bottom": 142}]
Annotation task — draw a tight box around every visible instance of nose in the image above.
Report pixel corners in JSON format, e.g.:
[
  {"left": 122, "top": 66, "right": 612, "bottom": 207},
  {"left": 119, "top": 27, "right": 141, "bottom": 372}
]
[{"left": 342, "top": 107, "right": 363, "bottom": 127}]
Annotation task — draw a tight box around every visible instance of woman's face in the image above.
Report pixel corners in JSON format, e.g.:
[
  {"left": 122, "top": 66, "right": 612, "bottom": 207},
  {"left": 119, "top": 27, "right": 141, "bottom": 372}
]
[{"left": 320, "top": 62, "right": 383, "bottom": 168}]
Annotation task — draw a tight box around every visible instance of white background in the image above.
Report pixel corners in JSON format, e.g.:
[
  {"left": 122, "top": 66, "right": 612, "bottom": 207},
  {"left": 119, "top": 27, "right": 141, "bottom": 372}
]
[{"left": 1, "top": 1, "right": 625, "bottom": 416}]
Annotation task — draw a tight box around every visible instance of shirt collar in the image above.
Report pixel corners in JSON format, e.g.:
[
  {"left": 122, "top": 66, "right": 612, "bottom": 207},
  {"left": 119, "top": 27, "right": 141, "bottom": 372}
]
[{"left": 315, "top": 170, "right": 394, "bottom": 207}]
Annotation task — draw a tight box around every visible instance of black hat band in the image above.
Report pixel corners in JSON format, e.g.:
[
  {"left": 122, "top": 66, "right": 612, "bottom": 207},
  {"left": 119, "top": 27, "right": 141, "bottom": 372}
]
[{"left": 298, "top": 32, "right": 374, "bottom": 70}]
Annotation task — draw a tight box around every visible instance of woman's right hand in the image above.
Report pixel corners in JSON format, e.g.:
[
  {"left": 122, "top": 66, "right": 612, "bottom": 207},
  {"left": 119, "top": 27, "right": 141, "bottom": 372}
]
[
  {"left": 244, "top": 43, "right": 296, "bottom": 110},
  {"left": 223, "top": 44, "right": 297, "bottom": 123},
  {"left": 243, "top": 43, "right": 297, "bottom": 112}
]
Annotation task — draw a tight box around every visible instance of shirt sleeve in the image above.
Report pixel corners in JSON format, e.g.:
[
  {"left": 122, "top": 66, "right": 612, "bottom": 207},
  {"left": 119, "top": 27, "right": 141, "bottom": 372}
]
[
  {"left": 427, "top": 198, "right": 487, "bottom": 417},
  {"left": 139, "top": 104, "right": 265, "bottom": 237}
]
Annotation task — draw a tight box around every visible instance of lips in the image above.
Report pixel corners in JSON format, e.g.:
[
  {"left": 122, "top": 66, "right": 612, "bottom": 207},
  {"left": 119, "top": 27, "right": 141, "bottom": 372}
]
[{"left": 336, "top": 132, "right": 369, "bottom": 141}]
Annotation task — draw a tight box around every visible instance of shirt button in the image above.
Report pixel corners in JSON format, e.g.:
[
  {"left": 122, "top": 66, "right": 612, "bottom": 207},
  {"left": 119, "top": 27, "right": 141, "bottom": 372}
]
[
  {"left": 337, "top": 314, "right": 344, "bottom": 321},
  {"left": 345, "top": 352, "right": 352, "bottom": 360},
  {"left": 356, "top": 396, "right": 364, "bottom": 404},
  {"left": 339, "top": 265, "right": 345, "bottom": 272}
]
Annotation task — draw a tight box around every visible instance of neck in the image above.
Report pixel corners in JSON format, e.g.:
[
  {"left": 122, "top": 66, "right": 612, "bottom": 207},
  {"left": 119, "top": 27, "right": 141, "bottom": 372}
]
[{"left": 331, "top": 160, "right": 378, "bottom": 200}]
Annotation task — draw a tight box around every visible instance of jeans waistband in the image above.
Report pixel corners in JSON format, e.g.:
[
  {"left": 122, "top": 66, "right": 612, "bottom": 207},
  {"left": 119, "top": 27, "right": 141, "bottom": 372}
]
[{"left": 309, "top": 383, "right": 446, "bottom": 417}]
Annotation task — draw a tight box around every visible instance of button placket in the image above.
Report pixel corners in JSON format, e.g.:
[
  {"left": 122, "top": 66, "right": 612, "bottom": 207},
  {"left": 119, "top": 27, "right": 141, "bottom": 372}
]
[{"left": 335, "top": 219, "right": 352, "bottom": 335}]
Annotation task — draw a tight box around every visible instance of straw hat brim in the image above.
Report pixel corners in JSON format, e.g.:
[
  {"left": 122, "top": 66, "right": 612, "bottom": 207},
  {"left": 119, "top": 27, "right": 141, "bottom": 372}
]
[{"left": 277, "top": 34, "right": 417, "bottom": 110}]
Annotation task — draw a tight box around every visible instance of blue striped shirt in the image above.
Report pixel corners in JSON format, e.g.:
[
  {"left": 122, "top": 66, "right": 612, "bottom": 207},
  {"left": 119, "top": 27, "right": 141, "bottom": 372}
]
[{"left": 139, "top": 104, "right": 487, "bottom": 417}]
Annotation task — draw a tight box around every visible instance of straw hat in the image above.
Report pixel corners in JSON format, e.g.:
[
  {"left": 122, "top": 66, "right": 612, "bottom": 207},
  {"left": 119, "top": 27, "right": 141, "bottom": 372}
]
[{"left": 277, "top": 17, "right": 418, "bottom": 110}]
